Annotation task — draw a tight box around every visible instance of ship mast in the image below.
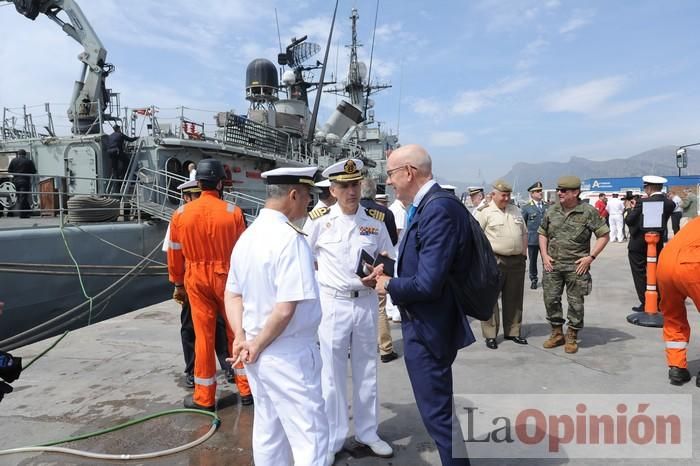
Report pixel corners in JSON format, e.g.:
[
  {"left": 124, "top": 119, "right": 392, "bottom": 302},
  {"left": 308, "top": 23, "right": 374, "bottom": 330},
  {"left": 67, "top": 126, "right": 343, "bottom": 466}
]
[{"left": 327, "top": 8, "right": 390, "bottom": 121}]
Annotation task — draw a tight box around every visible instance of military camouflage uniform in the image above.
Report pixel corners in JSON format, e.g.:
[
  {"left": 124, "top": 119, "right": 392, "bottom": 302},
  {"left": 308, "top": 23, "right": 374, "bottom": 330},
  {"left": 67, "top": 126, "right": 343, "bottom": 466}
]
[{"left": 538, "top": 201, "right": 609, "bottom": 329}]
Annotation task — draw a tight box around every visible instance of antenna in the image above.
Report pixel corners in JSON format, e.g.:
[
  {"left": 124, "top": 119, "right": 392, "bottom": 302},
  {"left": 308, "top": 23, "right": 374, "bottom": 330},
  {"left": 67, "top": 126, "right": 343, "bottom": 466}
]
[
  {"left": 307, "top": 0, "right": 339, "bottom": 142},
  {"left": 278, "top": 36, "right": 321, "bottom": 68},
  {"left": 274, "top": 8, "right": 287, "bottom": 98},
  {"left": 275, "top": 9, "right": 283, "bottom": 56},
  {"left": 396, "top": 58, "right": 403, "bottom": 137},
  {"left": 364, "top": 0, "right": 380, "bottom": 120}
]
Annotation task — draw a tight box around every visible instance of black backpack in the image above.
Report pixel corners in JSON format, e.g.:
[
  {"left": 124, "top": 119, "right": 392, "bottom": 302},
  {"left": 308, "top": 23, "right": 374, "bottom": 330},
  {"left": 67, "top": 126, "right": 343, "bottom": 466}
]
[{"left": 417, "top": 191, "right": 500, "bottom": 321}]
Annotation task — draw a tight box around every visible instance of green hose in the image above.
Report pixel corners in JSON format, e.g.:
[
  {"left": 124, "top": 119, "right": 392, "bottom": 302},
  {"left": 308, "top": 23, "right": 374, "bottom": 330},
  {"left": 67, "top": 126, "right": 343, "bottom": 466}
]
[
  {"left": 3, "top": 325, "right": 223, "bottom": 460},
  {"left": 0, "top": 409, "right": 221, "bottom": 460}
]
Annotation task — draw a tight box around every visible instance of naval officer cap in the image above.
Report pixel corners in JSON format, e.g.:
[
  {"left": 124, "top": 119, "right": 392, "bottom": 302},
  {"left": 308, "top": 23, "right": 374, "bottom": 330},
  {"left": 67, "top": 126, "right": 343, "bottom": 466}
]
[
  {"left": 557, "top": 176, "right": 581, "bottom": 190},
  {"left": 177, "top": 179, "right": 201, "bottom": 193},
  {"left": 527, "top": 181, "right": 543, "bottom": 192},
  {"left": 376, "top": 193, "right": 388, "bottom": 201},
  {"left": 322, "top": 158, "right": 364, "bottom": 182},
  {"left": 261, "top": 166, "right": 318, "bottom": 186},
  {"left": 467, "top": 186, "right": 484, "bottom": 195},
  {"left": 440, "top": 184, "right": 457, "bottom": 193},
  {"left": 315, "top": 179, "right": 331, "bottom": 189},
  {"left": 492, "top": 179, "right": 513, "bottom": 193},
  {"left": 642, "top": 175, "right": 668, "bottom": 185}
]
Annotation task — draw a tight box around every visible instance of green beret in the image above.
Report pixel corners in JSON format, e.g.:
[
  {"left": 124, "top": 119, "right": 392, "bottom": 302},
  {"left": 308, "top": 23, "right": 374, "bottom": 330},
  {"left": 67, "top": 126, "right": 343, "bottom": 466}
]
[
  {"left": 492, "top": 179, "right": 512, "bottom": 193},
  {"left": 557, "top": 176, "right": 581, "bottom": 190}
]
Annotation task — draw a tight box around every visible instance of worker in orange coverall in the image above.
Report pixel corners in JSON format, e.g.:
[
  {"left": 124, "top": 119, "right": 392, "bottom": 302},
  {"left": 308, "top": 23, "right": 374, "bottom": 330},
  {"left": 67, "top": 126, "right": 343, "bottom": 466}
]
[
  {"left": 168, "top": 158, "right": 251, "bottom": 410},
  {"left": 660, "top": 217, "right": 700, "bottom": 387}
]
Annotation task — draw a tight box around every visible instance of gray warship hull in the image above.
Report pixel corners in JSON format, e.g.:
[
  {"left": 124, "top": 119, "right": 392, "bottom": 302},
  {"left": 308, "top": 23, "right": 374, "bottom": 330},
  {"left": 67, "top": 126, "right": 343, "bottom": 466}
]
[{"left": 0, "top": 219, "right": 169, "bottom": 350}]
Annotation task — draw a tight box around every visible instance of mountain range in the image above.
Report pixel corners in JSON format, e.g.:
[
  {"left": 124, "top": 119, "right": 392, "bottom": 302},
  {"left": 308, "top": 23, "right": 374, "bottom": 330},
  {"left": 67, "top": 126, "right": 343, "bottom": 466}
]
[{"left": 439, "top": 146, "right": 700, "bottom": 194}]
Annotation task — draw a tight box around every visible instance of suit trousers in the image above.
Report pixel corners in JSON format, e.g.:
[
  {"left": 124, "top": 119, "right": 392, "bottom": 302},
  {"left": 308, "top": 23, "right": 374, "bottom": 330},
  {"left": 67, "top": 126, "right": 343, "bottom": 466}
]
[
  {"left": 13, "top": 182, "right": 32, "bottom": 218},
  {"left": 527, "top": 245, "right": 540, "bottom": 282},
  {"left": 402, "top": 320, "right": 470, "bottom": 465},
  {"left": 319, "top": 290, "right": 381, "bottom": 453},
  {"left": 377, "top": 293, "right": 394, "bottom": 355},
  {"left": 628, "top": 250, "right": 647, "bottom": 306},
  {"left": 245, "top": 338, "right": 329, "bottom": 466},
  {"left": 481, "top": 254, "right": 526, "bottom": 339}
]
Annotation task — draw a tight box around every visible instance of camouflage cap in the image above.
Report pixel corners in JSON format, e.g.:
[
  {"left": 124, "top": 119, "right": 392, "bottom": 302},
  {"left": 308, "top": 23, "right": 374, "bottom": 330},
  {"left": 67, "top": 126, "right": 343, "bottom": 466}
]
[
  {"left": 557, "top": 176, "right": 581, "bottom": 190},
  {"left": 492, "top": 179, "right": 512, "bottom": 193}
]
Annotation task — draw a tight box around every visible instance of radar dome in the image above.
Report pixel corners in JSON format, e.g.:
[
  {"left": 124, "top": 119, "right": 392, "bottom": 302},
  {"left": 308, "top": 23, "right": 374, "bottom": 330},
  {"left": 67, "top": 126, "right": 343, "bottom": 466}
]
[{"left": 246, "top": 58, "right": 279, "bottom": 102}]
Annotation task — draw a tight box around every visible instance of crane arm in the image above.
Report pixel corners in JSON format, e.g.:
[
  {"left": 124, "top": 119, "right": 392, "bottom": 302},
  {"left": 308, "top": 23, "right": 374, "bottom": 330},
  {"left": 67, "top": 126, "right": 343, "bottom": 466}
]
[{"left": 7, "top": 0, "right": 111, "bottom": 133}]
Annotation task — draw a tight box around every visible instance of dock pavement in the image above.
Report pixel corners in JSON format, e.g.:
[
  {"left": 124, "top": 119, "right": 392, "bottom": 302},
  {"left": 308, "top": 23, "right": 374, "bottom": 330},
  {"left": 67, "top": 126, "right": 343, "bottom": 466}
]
[{"left": 0, "top": 240, "right": 698, "bottom": 465}]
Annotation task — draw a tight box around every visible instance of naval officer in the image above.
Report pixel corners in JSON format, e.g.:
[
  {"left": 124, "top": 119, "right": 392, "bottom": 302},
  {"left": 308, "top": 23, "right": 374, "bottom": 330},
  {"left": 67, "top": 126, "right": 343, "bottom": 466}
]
[
  {"left": 225, "top": 166, "right": 330, "bottom": 466},
  {"left": 625, "top": 175, "right": 675, "bottom": 312},
  {"left": 521, "top": 181, "right": 547, "bottom": 289},
  {"left": 466, "top": 186, "right": 485, "bottom": 213},
  {"left": 304, "top": 159, "right": 394, "bottom": 459},
  {"left": 314, "top": 179, "right": 336, "bottom": 210}
]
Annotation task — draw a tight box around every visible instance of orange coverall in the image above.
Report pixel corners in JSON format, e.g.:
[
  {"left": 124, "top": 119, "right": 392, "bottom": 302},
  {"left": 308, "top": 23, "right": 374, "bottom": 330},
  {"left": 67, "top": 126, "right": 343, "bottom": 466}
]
[
  {"left": 659, "top": 217, "right": 700, "bottom": 369},
  {"left": 168, "top": 190, "right": 250, "bottom": 407}
]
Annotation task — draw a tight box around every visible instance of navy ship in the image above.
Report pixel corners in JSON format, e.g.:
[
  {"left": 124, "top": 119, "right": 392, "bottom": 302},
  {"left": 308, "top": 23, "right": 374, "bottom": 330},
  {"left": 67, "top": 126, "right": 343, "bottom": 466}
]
[{"left": 0, "top": 0, "right": 399, "bottom": 350}]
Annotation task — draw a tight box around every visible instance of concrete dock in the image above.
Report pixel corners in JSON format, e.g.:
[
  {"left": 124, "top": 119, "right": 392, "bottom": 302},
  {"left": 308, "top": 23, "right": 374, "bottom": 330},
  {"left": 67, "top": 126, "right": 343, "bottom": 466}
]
[{"left": 1, "top": 240, "right": 698, "bottom": 465}]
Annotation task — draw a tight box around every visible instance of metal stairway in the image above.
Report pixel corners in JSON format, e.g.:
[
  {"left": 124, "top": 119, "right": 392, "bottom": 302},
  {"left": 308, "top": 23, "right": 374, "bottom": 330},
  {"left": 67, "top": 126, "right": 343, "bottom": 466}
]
[{"left": 132, "top": 167, "right": 265, "bottom": 223}]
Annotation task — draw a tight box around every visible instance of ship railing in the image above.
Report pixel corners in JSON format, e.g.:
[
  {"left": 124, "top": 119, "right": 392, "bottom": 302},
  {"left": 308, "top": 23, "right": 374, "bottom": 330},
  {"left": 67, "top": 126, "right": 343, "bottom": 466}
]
[
  {"left": 132, "top": 167, "right": 266, "bottom": 224},
  {"left": 0, "top": 172, "right": 139, "bottom": 225}
]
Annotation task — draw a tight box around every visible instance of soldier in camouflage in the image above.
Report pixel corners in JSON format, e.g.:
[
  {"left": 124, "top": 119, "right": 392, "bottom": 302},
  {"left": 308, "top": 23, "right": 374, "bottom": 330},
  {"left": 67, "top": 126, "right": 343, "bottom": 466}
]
[{"left": 538, "top": 176, "right": 610, "bottom": 353}]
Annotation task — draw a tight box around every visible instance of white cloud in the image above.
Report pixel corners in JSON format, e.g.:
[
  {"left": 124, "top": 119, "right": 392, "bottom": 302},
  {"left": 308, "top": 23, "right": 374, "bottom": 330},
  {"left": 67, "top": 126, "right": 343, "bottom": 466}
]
[
  {"left": 542, "top": 76, "right": 672, "bottom": 117},
  {"left": 517, "top": 38, "right": 549, "bottom": 70},
  {"left": 412, "top": 98, "right": 442, "bottom": 116},
  {"left": 452, "top": 76, "right": 534, "bottom": 114},
  {"left": 290, "top": 16, "right": 343, "bottom": 47},
  {"left": 375, "top": 22, "right": 403, "bottom": 41},
  {"left": 559, "top": 9, "right": 596, "bottom": 35},
  {"left": 542, "top": 76, "right": 626, "bottom": 113},
  {"left": 430, "top": 131, "right": 468, "bottom": 147},
  {"left": 476, "top": 0, "right": 560, "bottom": 32},
  {"left": 602, "top": 94, "right": 674, "bottom": 117}
]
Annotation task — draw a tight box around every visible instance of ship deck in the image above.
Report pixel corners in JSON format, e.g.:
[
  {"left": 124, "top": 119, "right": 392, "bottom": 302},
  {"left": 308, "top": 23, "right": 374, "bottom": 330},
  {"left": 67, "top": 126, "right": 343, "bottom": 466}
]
[{"left": 1, "top": 240, "right": 699, "bottom": 465}]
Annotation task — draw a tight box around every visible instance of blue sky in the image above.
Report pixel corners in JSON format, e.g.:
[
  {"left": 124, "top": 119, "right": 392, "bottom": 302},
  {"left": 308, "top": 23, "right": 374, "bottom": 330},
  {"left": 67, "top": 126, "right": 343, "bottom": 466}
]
[{"left": 1, "top": 0, "right": 700, "bottom": 184}]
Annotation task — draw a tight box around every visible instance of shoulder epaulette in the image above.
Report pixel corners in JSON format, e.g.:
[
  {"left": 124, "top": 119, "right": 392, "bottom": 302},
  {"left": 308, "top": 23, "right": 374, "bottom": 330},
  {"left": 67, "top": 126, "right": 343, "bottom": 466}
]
[
  {"left": 365, "top": 208, "right": 385, "bottom": 222},
  {"left": 286, "top": 221, "right": 307, "bottom": 235},
  {"left": 476, "top": 202, "right": 490, "bottom": 212},
  {"left": 308, "top": 207, "right": 330, "bottom": 220}
]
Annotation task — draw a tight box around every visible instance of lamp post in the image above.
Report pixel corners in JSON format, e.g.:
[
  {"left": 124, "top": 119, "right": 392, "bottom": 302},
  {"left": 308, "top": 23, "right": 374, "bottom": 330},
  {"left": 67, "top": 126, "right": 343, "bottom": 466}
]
[{"left": 675, "top": 143, "right": 700, "bottom": 176}]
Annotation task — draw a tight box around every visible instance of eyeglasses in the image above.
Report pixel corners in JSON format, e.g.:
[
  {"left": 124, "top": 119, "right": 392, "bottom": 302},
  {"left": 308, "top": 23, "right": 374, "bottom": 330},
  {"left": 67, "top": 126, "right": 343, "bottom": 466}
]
[
  {"left": 386, "top": 164, "right": 417, "bottom": 179},
  {"left": 556, "top": 188, "right": 573, "bottom": 193}
]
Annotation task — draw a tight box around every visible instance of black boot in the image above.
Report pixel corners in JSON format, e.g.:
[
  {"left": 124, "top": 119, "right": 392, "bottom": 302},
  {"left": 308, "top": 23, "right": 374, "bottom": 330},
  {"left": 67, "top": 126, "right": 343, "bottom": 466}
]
[
  {"left": 183, "top": 395, "right": 215, "bottom": 412},
  {"left": 669, "top": 367, "right": 691, "bottom": 386},
  {"left": 530, "top": 280, "right": 538, "bottom": 290}
]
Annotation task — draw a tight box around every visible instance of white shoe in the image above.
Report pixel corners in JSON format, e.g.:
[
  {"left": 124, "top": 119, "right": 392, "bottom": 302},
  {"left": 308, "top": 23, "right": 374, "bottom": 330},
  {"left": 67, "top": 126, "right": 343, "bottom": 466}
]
[{"left": 356, "top": 438, "right": 393, "bottom": 458}]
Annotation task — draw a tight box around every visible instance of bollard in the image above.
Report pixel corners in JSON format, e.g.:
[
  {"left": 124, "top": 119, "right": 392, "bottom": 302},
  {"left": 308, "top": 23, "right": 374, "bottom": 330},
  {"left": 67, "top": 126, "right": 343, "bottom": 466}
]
[
  {"left": 644, "top": 232, "right": 660, "bottom": 314},
  {"left": 627, "top": 231, "right": 664, "bottom": 327}
]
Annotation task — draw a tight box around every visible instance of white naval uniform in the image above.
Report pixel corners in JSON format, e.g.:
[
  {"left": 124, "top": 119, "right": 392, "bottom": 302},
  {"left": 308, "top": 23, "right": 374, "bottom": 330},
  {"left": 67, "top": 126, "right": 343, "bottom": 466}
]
[
  {"left": 303, "top": 203, "right": 394, "bottom": 454},
  {"left": 226, "top": 208, "right": 328, "bottom": 466},
  {"left": 606, "top": 197, "right": 625, "bottom": 242}
]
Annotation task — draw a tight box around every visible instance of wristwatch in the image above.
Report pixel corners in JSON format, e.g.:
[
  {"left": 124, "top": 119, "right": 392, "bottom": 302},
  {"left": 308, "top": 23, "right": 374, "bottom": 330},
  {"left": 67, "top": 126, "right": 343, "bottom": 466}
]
[
  {"left": 589, "top": 254, "right": 596, "bottom": 260},
  {"left": 383, "top": 278, "right": 391, "bottom": 291}
]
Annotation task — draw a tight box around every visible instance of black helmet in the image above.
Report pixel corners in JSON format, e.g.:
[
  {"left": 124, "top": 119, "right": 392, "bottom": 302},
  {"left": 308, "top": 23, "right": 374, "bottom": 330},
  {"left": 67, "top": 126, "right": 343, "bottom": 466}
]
[{"left": 195, "top": 159, "right": 226, "bottom": 183}]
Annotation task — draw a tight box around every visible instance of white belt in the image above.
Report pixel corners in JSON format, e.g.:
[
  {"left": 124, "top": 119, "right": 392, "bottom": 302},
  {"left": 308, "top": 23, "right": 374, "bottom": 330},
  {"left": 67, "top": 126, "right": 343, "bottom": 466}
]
[{"left": 321, "top": 286, "right": 374, "bottom": 299}]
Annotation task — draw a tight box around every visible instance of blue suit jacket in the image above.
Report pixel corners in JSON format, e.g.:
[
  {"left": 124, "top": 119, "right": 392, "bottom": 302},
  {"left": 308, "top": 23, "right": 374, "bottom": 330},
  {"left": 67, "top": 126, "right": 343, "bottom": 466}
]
[{"left": 388, "top": 184, "right": 476, "bottom": 362}]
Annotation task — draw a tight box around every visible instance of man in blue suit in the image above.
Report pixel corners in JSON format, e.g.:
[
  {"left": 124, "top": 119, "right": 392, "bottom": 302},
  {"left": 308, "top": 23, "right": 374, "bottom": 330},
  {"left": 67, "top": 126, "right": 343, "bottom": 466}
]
[{"left": 373, "top": 144, "right": 475, "bottom": 466}]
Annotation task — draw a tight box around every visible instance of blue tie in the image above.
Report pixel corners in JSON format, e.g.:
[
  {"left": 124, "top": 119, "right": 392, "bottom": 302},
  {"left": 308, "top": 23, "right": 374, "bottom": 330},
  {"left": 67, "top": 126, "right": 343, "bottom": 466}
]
[{"left": 406, "top": 204, "right": 417, "bottom": 226}]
